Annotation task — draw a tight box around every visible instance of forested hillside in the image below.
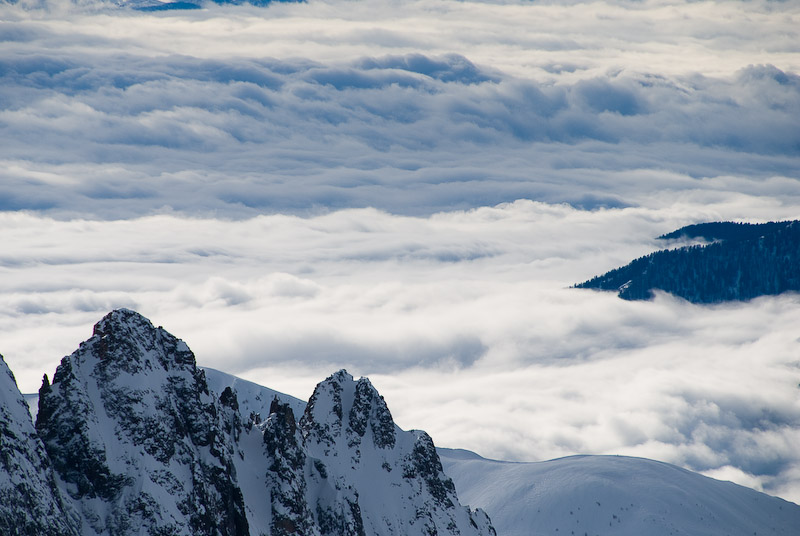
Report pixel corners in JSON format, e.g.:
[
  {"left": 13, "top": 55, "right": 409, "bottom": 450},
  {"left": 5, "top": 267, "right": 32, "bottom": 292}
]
[{"left": 576, "top": 221, "right": 800, "bottom": 303}]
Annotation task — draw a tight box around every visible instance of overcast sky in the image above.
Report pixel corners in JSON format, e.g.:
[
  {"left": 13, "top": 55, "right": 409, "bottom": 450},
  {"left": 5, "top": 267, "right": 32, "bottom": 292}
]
[{"left": 2, "top": 0, "right": 799, "bottom": 504}]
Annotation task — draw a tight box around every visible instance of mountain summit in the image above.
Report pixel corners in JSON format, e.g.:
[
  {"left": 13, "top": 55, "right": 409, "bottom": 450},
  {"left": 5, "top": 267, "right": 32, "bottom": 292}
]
[{"left": 36, "top": 308, "right": 249, "bottom": 535}]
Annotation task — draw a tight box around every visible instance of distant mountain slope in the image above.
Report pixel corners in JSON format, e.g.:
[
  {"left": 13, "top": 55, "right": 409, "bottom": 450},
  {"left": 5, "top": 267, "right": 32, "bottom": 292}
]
[
  {"left": 575, "top": 220, "right": 800, "bottom": 302},
  {"left": 439, "top": 448, "right": 800, "bottom": 536},
  {"left": 657, "top": 221, "right": 799, "bottom": 243}
]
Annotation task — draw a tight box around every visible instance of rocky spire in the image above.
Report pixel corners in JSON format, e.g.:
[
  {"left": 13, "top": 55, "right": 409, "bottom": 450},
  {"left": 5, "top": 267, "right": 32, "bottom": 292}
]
[
  {"left": 0, "top": 354, "right": 80, "bottom": 536},
  {"left": 300, "top": 369, "right": 496, "bottom": 536}
]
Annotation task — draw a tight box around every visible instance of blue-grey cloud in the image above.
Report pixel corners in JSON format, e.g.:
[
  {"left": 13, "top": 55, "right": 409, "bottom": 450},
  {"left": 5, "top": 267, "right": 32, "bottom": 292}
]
[
  {"left": 355, "top": 53, "right": 498, "bottom": 85},
  {"left": 0, "top": 5, "right": 798, "bottom": 218}
]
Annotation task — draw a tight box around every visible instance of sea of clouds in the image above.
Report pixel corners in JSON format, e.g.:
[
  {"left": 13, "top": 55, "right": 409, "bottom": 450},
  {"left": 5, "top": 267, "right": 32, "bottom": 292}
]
[{"left": 1, "top": 0, "right": 799, "bottom": 502}]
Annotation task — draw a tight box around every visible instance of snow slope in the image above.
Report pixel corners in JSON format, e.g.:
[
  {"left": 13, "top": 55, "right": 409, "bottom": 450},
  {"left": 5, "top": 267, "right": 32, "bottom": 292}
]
[
  {"left": 439, "top": 448, "right": 800, "bottom": 536},
  {"left": 203, "top": 367, "right": 306, "bottom": 421}
]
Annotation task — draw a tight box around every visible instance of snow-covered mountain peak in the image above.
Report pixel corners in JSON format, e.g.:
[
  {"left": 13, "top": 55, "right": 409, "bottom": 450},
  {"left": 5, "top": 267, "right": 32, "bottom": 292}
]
[
  {"left": 87, "top": 308, "right": 196, "bottom": 373},
  {"left": 300, "top": 369, "right": 347, "bottom": 451},
  {"left": 91, "top": 308, "right": 156, "bottom": 347},
  {"left": 297, "top": 368, "right": 495, "bottom": 536},
  {"left": 300, "top": 369, "right": 396, "bottom": 454},
  {"left": 93, "top": 307, "right": 146, "bottom": 332},
  {"left": 8, "top": 309, "right": 798, "bottom": 535},
  {"left": 35, "top": 310, "right": 247, "bottom": 535},
  {"left": 350, "top": 376, "right": 396, "bottom": 449}
]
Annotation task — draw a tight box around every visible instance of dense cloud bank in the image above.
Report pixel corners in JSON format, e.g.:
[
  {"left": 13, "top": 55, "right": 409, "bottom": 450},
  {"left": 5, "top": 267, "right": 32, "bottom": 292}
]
[
  {"left": 1, "top": 0, "right": 798, "bottom": 217},
  {"left": 1, "top": 0, "right": 799, "bottom": 506}
]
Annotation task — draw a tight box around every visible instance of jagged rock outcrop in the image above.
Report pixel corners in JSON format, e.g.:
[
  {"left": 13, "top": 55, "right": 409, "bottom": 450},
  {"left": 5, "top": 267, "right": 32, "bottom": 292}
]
[
  {"left": 35, "top": 309, "right": 249, "bottom": 536},
  {"left": 300, "top": 370, "right": 496, "bottom": 536},
  {"left": 4, "top": 309, "right": 494, "bottom": 536},
  {"left": 262, "top": 399, "right": 317, "bottom": 536},
  {"left": 0, "top": 355, "right": 80, "bottom": 536},
  {"left": 236, "top": 371, "right": 495, "bottom": 536}
]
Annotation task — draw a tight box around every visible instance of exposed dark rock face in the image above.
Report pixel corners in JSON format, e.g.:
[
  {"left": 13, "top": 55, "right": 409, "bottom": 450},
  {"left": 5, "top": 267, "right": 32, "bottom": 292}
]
[
  {"left": 349, "top": 378, "right": 396, "bottom": 450},
  {"left": 403, "top": 432, "right": 456, "bottom": 509},
  {"left": 576, "top": 220, "right": 800, "bottom": 303},
  {"left": 0, "top": 355, "right": 81, "bottom": 536},
  {"left": 263, "top": 399, "right": 317, "bottom": 536}
]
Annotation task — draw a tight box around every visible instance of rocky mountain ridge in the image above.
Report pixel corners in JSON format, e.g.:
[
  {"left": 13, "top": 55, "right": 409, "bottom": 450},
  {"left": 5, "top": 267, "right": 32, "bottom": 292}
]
[
  {"left": 1, "top": 309, "right": 495, "bottom": 536},
  {"left": 7, "top": 309, "right": 800, "bottom": 536}
]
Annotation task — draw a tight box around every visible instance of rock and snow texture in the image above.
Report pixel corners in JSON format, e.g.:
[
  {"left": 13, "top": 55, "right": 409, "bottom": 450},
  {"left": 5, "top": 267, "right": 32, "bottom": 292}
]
[
  {"left": 439, "top": 448, "right": 800, "bottom": 536},
  {"left": 0, "top": 354, "right": 79, "bottom": 536},
  {"left": 226, "top": 370, "right": 495, "bottom": 536},
  {"left": 299, "top": 370, "right": 495, "bottom": 536},
  {"left": 197, "top": 367, "right": 800, "bottom": 536},
  {"left": 19, "top": 309, "right": 494, "bottom": 536},
  {"left": 35, "top": 308, "right": 249, "bottom": 536}
]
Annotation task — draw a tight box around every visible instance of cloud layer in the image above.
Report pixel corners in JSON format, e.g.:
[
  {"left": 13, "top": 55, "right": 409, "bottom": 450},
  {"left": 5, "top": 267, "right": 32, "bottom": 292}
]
[
  {"left": 1, "top": 0, "right": 800, "bottom": 505},
  {"left": 2, "top": 201, "right": 800, "bottom": 503},
  {"left": 1, "top": 0, "right": 798, "bottom": 217}
]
